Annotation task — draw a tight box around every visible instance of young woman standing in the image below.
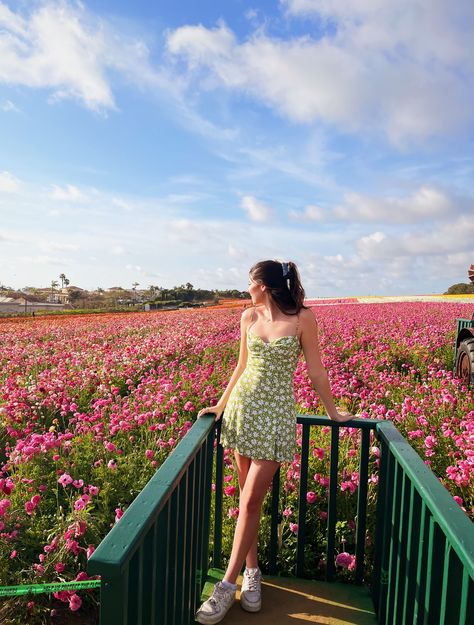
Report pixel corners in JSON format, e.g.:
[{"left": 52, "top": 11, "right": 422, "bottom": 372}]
[{"left": 195, "top": 259, "right": 353, "bottom": 624}]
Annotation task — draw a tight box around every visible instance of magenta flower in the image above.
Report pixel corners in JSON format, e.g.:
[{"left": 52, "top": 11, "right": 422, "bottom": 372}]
[
  {"left": 289, "top": 523, "right": 299, "bottom": 535},
  {"left": 306, "top": 491, "right": 317, "bottom": 504},
  {"left": 335, "top": 552, "right": 356, "bottom": 570},
  {"left": 69, "top": 594, "right": 82, "bottom": 612},
  {"left": 224, "top": 485, "right": 236, "bottom": 496},
  {"left": 58, "top": 474, "right": 73, "bottom": 487}
]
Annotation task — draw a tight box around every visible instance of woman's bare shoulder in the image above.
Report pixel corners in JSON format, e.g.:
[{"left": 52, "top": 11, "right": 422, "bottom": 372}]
[{"left": 299, "top": 307, "right": 317, "bottom": 325}]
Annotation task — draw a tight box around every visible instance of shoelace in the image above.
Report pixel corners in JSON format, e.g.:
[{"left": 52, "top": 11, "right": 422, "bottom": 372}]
[
  {"left": 210, "top": 583, "right": 232, "bottom": 606},
  {"left": 245, "top": 570, "right": 261, "bottom": 592}
]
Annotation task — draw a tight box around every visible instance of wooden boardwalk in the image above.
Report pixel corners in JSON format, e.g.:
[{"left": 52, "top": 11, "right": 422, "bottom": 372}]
[{"left": 200, "top": 570, "right": 377, "bottom": 625}]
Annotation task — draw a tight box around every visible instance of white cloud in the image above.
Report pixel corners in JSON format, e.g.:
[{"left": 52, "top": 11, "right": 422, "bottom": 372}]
[
  {"left": 334, "top": 186, "right": 459, "bottom": 223},
  {"left": 0, "top": 1, "right": 167, "bottom": 112},
  {"left": 1, "top": 99, "right": 19, "bottom": 112},
  {"left": 0, "top": 170, "right": 20, "bottom": 193},
  {"left": 38, "top": 241, "right": 80, "bottom": 253},
  {"left": 355, "top": 215, "right": 474, "bottom": 261},
  {"left": 240, "top": 195, "right": 273, "bottom": 222},
  {"left": 50, "top": 184, "right": 85, "bottom": 202},
  {"left": 167, "top": 1, "right": 474, "bottom": 144},
  {"left": 289, "top": 204, "right": 326, "bottom": 222}
]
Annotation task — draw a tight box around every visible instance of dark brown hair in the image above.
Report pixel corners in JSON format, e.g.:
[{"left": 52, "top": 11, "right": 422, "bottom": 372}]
[{"left": 249, "top": 259, "right": 308, "bottom": 315}]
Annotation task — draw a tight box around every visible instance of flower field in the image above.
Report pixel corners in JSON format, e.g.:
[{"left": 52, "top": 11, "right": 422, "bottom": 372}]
[{"left": 0, "top": 302, "right": 473, "bottom": 623}]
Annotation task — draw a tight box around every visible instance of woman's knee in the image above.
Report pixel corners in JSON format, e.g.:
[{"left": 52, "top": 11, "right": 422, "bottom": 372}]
[{"left": 240, "top": 493, "right": 264, "bottom": 515}]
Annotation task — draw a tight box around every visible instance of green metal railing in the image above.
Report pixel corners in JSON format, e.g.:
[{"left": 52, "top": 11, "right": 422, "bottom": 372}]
[
  {"left": 372, "top": 421, "right": 474, "bottom": 625},
  {"left": 88, "top": 414, "right": 474, "bottom": 625},
  {"left": 88, "top": 416, "right": 215, "bottom": 625}
]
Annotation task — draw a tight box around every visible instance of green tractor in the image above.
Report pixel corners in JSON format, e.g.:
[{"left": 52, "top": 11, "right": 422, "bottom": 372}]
[{"left": 454, "top": 264, "right": 474, "bottom": 387}]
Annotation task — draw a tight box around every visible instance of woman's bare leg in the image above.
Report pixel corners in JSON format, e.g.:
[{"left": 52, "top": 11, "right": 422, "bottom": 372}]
[
  {"left": 223, "top": 458, "right": 280, "bottom": 584},
  {"left": 233, "top": 451, "right": 258, "bottom": 569}
]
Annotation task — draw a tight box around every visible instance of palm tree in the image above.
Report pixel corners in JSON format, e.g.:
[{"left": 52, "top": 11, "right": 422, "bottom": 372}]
[
  {"left": 50, "top": 280, "right": 59, "bottom": 301},
  {"left": 132, "top": 282, "right": 139, "bottom": 302},
  {"left": 59, "top": 273, "right": 67, "bottom": 288}
]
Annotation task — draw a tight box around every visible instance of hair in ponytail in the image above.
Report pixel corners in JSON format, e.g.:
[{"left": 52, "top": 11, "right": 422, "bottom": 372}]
[{"left": 249, "top": 259, "right": 308, "bottom": 315}]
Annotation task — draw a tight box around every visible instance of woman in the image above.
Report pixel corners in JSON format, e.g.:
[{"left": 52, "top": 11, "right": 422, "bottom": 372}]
[{"left": 195, "top": 259, "right": 353, "bottom": 624}]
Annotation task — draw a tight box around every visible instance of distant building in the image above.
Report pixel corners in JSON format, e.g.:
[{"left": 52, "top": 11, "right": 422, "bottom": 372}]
[{"left": 0, "top": 296, "right": 65, "bottom": 314}]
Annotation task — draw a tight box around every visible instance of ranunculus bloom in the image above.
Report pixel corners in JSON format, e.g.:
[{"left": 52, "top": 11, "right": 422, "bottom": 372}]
[
  {"left": 58, "top": 474, "right": 73, "bottom": 487},
  {"left": 335, "top": 552, "right": 356, "bottom": 570},
  {"left": 69, "top": 594, "right": 82, "bottom": 612},
  {"left": 306, "top": 491, "right": 317, "bottom": 504}
]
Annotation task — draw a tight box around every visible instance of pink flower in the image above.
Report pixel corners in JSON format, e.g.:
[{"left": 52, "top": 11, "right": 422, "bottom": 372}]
[
  {"left": 86, "top": 545, "right": 95, "bottom": 559},
  {"left": 227, "top": 507, "right": 239, "bottom": 519},
  {"left": 115, "top": 508, "right": 124, "bottom": 522},
  {"left": 306, "top": 491, "right": 317, "bottom": 504},
  {"left": 10, "top": 550, "right": 17, "bottom": 558},
  {"left": 88, "top": 485, "right": 100, "bottom": 496},
  {"left": 69, "top": 594, "right": 82, "bottom": 612},
  {"left": 341, "top": 481, "right": 357, "bottom": 495},
  {"left": 335, "top": 552, "right": 356, "bottom": 570},
  {"left": 289, "top": 522, "right": 299, "bottom": 535},
  {"left": 282, "top": 507, "right": 293, "bottom": 517},
  {"left": 224, "top": 485, "right": 236, "bottom": 496},
  {"left": 25, "top": 500, "right": 36, "bottom": 515},
  {"left": 313, "top": 447, "right": 325, "bottom": 460},
  {"left": 58, "top": 474, "right": 73, "bottom": 487},
  {"left": 74, "top": 494, "right": 91, "bottom": 511},
  {"left": 107, "top": 459, "right": 117, "bottom": 470},
  {"left": 145, "top": 449, "right": 154, "bottom": 459},
  {"left": 55, "top": 562, "right": 65, "bottom": 573},
  {"left": 183, "top": 401, "right": 195, "bottom": 411},
  {"left": 0, "top": 498, "right": 11, "bottom": 516}
]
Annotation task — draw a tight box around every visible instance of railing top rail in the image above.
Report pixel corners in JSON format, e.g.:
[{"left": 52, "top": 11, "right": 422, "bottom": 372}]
[
  {"left": 376, "top": 420, "right": 474, "bottom": 578},
  {"left": 296, "top": 414, "right": 379, "bottom": 430},
  {"left": 88, "top": 415, "right": 216, "bottom": 578}
]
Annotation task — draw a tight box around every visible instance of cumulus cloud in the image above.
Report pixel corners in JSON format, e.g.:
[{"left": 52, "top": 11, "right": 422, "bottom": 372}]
[
  {"left": 334, "top": 186, "right": 460, "bottom": 223},
  {"left": 0, "top": 1, "right": 165, "bottom": 111},
  {"left": 355, "top": 215, "right": 474, "bottom": 261},
  {"left": 167, "top": 1, "right": 474, "bottom": 144},
  {"left": 0, "top": 170, "right": 20, "bottom": 193},
  {"left": 240, "top": 195, "right": 273, "bottom": 222}
]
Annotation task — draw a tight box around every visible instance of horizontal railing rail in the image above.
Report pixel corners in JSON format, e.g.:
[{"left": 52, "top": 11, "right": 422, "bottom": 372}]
[
  {"left": 88, "top": 414, "right": 216, "bottom": 625},
  {"left": 372, "top": 420, "right": 474, "bottom": 625}
]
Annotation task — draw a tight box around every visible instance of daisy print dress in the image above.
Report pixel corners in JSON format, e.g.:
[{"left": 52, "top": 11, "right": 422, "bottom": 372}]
[{"left": 220, "top": 309, "right": 302, "bottom": 463}]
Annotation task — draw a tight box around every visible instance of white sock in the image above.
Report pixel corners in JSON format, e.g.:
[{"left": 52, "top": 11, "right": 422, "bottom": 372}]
[
  {"left": 221, "top": 579, "right": 237, "bottom": 590},
  {"left": 245, "top": 567, "right": 259, "bottom": 574}
]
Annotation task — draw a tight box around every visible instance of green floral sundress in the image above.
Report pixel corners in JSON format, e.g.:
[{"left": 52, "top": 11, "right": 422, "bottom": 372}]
[{"left": 220, "top": 312, "right": 301, "bottom": 463}]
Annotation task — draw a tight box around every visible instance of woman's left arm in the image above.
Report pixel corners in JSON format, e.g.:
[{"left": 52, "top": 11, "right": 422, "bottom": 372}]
[{"left": 299, "top": 309, "right": 353, "bottom": 423}]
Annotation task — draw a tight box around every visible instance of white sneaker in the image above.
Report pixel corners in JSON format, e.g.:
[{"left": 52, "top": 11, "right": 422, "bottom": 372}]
[
  {"left": 240, "top": 567, "right": 262, "bottom": 612},
  {"left": 195, "top": 581, "right": 236, "bottom": 624}
]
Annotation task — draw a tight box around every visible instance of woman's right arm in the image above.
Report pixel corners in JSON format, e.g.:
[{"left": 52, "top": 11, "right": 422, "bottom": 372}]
[{"left": 197, "top": 307, "right": 253, "bottom": 421}]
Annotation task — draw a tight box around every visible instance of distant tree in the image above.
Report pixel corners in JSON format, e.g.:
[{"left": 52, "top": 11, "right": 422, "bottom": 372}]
[
  {"left": 50, "top": 280, "right": 59, "bottom": 299},
  {"left": 445, "top": 283, "right": 474, "bottom": 294},
  {"left": 59, "top": 273, "right": 67, "bottom": 288},
  {"left": 68, "top": 290, "right": 82, "bottom": 306},
  {"left": 185, "top": 282, "right": 193, "bottom": 290}
]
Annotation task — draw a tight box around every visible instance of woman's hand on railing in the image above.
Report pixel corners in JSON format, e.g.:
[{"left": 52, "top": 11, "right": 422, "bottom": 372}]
[
  {"left": 197, "top": 404, "right": 224, "bottom": 422},
  {"left": 329, "top": 410, "right": 354, "bottom": 423}
]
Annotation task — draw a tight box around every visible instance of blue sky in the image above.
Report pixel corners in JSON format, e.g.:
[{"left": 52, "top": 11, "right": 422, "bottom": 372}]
[{"left": 0, "top": 0, "right": 473, "bottom": 296}]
